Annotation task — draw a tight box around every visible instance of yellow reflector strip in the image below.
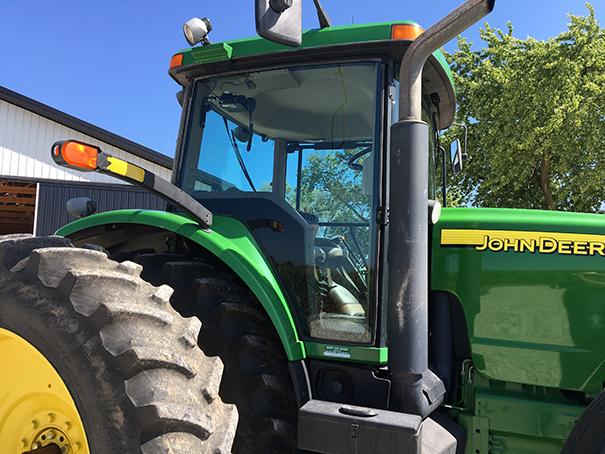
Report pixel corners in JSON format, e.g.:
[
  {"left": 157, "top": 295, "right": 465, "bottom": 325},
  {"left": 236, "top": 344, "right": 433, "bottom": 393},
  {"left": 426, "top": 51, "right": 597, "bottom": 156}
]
[
  {"left": 442, "top": 229, "right": 605, "bottom": 246},
  {"left": 106, "top": 156, "right": 145, "bottom": 183},
  {"left": 441, "top": 229, "right": 605, "bottom": 256}
]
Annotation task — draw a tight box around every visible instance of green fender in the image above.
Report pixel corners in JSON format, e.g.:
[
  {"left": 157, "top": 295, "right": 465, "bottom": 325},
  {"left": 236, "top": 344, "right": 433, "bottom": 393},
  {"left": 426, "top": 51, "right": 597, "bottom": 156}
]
[{"left": 56, "top": 209, "right": 305, "bottom": 360}]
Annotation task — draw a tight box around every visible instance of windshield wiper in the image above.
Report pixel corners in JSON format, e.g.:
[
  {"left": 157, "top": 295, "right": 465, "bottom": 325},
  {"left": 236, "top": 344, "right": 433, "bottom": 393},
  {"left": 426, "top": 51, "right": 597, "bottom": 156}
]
[{"left": 223, "top": 118, "right": 256, "bottom": 192}]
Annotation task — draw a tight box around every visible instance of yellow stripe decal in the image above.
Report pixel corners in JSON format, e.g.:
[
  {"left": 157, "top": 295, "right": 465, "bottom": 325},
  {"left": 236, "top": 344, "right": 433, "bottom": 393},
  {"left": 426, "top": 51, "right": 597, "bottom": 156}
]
[
  {"left": 441, "top": 229, "right": 605, "bottom": 256},
  {"left": 106, "top": 156, "right": 145, "bottom": 183}
]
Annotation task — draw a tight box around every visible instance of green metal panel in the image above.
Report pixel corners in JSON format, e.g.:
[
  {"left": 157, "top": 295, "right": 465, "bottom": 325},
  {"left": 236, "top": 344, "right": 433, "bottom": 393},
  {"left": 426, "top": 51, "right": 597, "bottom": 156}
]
[
  {"left": 475, "top": 392, "right": 581, "bottom": 445},
  {"left": 176, "top": 21, "right": 454, "bottom": 89},
  {"left": 56, "top": 209, "right": 305, "bottom": 360},
  {"left": 432, "top": 207, "right": 605, "bottom": 392},
  {"left": 458, "top": 414, "right": 490, "bottom": 454},
  {"left": 452, "top": 367, "right": 585, "bottom": 453}
]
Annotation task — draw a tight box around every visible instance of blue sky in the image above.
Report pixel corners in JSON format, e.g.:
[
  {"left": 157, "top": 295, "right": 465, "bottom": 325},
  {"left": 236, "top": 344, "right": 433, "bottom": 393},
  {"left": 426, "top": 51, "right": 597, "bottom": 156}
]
[{"left": 1, "top": 1, "right": 602, "bottom": 158}]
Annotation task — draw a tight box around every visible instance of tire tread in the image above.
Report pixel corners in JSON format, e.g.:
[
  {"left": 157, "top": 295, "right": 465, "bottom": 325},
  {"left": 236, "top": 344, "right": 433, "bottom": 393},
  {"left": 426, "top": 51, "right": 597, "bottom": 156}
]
[{"left": 0, "top": 235, "right": 237, "bottom": 453}]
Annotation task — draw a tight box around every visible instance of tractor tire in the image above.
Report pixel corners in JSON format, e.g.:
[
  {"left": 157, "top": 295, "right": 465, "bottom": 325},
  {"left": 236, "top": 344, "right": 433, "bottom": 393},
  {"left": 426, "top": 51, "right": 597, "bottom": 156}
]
[
  {"left": 562, "top": 389, "right": 605, "bottom": 453},
  {"left": 129, "top": 252, "right": 299, "bottom": 453},
  {"left": 0, "top": 235, "right": 237, "bottom": 454}
]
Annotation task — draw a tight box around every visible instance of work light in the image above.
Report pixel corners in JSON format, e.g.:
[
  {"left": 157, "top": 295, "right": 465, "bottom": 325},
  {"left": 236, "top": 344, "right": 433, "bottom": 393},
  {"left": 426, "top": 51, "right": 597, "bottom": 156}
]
[{"left": 183, "top": 17, "right": 213, "bottom": 46}]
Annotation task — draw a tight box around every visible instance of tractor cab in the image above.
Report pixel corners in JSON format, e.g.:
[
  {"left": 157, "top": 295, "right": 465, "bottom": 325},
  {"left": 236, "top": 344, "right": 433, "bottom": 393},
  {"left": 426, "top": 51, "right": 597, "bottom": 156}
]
[{"left": 170, "top": 23, "right": 456, "bottom": 346}]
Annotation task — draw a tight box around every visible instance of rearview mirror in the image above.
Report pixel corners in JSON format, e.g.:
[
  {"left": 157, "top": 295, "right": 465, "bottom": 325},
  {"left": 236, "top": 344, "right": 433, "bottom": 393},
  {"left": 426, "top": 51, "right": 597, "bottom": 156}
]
[
  {"left": 255, "top": 0, "right": 302, "bottom": 46},
  {"left": 66, "top": 197, "right": 97, "bottom": 218},
  {"left": 450, "top": 139, "right": 464, "bottom": 175}
]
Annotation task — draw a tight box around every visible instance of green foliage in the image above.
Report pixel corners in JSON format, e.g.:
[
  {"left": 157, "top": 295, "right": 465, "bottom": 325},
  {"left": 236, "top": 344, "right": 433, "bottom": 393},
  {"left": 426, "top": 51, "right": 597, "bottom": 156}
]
[
  {"left": 447, "top": 4, "right": 605, "bottom": 212},
  {"left": 297, "top": 149, "right": 371, "bottom": 223},
  {"left": 291, "top": 148, "right": 372, "bottom": 260}
]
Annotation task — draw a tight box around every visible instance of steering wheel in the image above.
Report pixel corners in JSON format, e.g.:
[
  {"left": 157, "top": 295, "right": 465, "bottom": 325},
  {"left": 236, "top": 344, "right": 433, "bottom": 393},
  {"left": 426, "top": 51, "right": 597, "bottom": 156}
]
[{"left": 347, "top": 146, "right": 373, "bottom": 171}]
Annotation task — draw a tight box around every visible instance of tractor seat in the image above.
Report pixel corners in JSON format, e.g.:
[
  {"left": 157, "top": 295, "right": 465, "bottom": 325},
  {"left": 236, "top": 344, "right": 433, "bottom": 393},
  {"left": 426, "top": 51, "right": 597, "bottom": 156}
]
[
  {"left": 315, "top": 238, "right": 366, "bottom": 297},
  {"left": 298, "top": 210, "right": 366, "bottom": 317},
  {"left": 327, "top": 283, "right": 365, "bottom": 316}
]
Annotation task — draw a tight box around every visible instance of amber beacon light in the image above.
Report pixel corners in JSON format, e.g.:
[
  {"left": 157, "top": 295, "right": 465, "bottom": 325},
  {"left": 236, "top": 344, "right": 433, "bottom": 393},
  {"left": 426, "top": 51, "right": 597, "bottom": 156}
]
[
  {"left": 169, "top": 53, "right": 184, "bottom": 69},
  {"left": 52, "top": 140, "right": 100, "bottom": 171},
  {"left": 391, "top": 23, "right": 424, "bottom": 40}
]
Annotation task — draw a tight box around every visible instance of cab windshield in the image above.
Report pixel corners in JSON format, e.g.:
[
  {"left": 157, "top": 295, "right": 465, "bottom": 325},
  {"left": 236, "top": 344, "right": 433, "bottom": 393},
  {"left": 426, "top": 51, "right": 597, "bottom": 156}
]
[{"left": 178, "top": 62, "right": 381, "bottom": 343}]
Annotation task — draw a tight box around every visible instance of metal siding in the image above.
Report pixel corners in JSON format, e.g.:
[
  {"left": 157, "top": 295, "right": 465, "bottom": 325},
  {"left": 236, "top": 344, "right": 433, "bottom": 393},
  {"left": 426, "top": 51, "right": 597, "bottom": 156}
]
[
  {"left": 35, "top": 181, "right": 166, "bottom": 236},
  {"left": 0, "top": 86, "right": 172, "bottom": 168},
  {"left": 0, "top": 99, "right": 172, "bottom": 183},
  {"left": 0, "top": 101, "right": 6, "bottom": 176}
]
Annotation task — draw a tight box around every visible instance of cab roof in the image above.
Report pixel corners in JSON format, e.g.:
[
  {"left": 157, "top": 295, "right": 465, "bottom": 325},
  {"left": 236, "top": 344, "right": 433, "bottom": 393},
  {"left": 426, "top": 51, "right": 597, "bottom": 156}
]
[{"left": 170, "top": 21, "right": 456, "bottom": 129}]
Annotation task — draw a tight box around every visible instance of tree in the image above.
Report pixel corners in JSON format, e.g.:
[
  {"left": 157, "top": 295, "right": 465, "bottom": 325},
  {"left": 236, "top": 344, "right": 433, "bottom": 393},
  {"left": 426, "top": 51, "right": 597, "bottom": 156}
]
[
  {"left": 447, "top": 4, "right": 605, "bottom": 212},
  {"left": 287, "top": 148, "right": 372, "bottom": 263},
  {"left": 297, "top": 149, "right": 371, "bottom": 224}
]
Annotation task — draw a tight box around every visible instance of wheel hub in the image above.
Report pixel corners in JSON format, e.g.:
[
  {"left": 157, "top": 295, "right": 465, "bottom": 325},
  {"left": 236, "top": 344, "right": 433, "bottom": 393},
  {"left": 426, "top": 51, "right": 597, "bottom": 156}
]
[
  {"left": 0, "top": 328, "right": 89, "bottom": 454},
  {"left": 32, "top": 427, "right": 70, "bottom": 451},
  {"left": 18, "top": 410, "right": 83, "bottom": 454}
]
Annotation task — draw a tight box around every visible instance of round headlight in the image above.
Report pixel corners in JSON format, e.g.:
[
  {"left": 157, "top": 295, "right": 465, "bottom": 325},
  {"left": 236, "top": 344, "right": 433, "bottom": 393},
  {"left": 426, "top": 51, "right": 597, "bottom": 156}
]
[
  {"left": 183, "top": 24, "right": 196, "bottom": 45},
  {"left": 183, "top": 17, "right": 213, "bottom": 46}
]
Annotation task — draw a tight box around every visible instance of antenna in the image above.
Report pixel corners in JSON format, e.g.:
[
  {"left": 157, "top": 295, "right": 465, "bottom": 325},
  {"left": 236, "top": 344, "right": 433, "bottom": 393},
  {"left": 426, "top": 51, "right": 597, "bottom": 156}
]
[{"left": 312, "top": 0, "right": 332, "bottom": 28}]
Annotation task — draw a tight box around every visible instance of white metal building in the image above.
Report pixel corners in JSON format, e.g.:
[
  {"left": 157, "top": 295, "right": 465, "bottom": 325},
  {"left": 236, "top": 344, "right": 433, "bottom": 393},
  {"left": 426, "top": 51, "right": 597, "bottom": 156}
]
[{"left": 0, "top": 86, "right": 173, "bottom": 235}]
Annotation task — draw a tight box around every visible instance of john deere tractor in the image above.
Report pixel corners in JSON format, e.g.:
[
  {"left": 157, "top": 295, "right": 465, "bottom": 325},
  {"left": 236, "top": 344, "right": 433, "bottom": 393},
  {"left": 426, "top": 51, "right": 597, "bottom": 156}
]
[{"left": 2, "top": 0, "right": 605, "bottom": 453}]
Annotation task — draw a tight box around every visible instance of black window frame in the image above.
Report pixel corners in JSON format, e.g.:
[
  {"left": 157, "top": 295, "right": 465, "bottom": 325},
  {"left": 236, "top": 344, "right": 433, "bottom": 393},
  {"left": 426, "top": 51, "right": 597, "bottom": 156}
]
[{"left": 174, "top": 57, "right": 390, "bottom": 347}]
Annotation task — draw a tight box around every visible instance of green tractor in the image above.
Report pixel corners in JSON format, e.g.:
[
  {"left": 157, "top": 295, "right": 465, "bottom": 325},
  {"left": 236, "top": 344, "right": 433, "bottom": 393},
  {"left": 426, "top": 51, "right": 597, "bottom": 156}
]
[{"left": 2, "top": 0, "right": 604, "bottom": 452}]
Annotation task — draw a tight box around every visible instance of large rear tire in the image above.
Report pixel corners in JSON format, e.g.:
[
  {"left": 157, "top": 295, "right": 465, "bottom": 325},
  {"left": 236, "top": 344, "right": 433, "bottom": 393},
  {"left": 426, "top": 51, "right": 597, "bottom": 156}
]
[
  {"left": 0, "top": 235, "right": 237, "bottom": 454},
  {"left": 129, "top": 252, "right": 299, "bottom": 453},
  {"left": 562, "top": 389, "right": 605, "bottom": 454}
]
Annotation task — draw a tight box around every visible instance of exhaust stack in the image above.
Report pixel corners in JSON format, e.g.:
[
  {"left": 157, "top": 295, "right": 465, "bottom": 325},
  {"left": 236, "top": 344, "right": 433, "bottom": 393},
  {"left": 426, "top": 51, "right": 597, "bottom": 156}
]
[{"left": 388, "top": 0, "right": 495, "bottom": 417}]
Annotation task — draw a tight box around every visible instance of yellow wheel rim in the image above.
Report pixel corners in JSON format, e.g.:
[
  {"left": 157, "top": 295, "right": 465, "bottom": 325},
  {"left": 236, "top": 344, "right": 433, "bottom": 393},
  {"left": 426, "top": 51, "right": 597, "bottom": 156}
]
[{"left": 0, "top": 327, "right": 90, "bottom": 453}]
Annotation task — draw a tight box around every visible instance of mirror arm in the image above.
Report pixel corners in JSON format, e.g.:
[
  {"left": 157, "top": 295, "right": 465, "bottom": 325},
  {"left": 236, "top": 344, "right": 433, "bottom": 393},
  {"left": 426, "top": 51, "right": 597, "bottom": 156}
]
[
  {"left": 51, "top": 141, "right": 212, "bottom": 228},
  {"left": 95, "top": 154, "right": 213, "bottom": 227},
  {"left": 312, "top": 0, "right": 332, "bottom": 28},
  {"left": 452, "top": 122, "right": 468, "bottom": 159}
]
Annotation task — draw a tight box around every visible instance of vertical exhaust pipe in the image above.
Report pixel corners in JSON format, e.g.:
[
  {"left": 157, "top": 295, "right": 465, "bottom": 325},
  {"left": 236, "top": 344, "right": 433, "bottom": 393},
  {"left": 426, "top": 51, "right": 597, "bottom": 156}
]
[{"left": 388, "top": 0, "right": 495, "bottom": 417}]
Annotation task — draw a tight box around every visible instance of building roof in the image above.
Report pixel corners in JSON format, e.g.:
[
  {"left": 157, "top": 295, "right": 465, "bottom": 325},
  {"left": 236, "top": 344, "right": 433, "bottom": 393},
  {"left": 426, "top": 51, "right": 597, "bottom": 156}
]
[{"left": 0, "top": 85, "right": 173, "bottom": 169}]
